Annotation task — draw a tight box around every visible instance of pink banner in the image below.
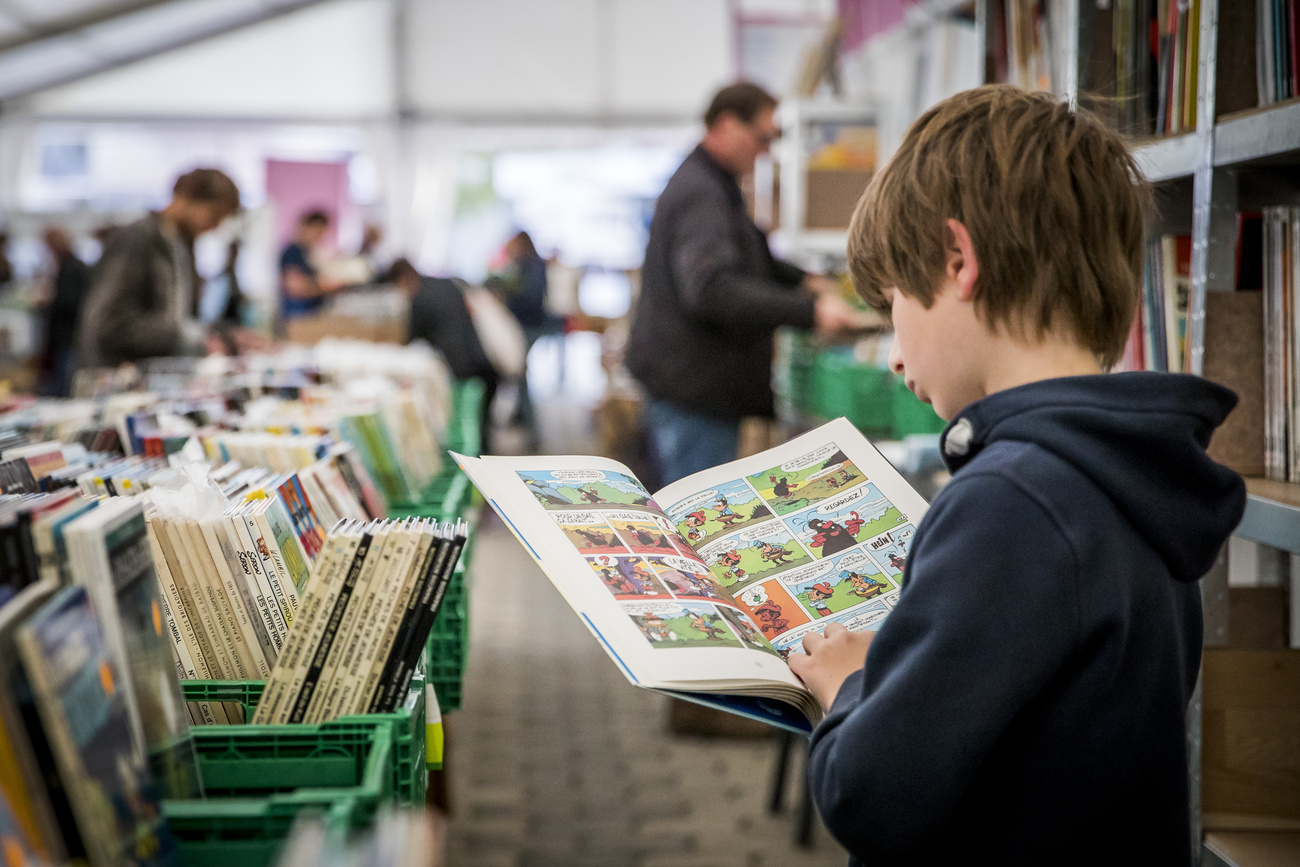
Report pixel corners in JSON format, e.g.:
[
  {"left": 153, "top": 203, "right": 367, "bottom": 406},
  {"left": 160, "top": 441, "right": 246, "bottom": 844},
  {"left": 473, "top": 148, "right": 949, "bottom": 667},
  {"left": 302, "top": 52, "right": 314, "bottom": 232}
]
[{"left": 838, "top": 0, "right": 913, "bottom": 52}]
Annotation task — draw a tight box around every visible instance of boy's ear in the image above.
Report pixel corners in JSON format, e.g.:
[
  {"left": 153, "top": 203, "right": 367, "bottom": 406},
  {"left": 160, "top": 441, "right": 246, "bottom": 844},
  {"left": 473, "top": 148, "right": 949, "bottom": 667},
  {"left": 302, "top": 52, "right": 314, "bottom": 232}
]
[{"left": 944, "top": 218, "right": 979, "bottom": 302}]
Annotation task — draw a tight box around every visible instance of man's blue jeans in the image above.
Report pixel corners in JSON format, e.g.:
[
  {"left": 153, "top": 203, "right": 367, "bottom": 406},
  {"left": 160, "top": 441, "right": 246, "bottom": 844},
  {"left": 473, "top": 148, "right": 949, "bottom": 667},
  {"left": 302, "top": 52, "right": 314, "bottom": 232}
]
[{"left": 645, "top": 399, "right": 739, "bottom": 486}]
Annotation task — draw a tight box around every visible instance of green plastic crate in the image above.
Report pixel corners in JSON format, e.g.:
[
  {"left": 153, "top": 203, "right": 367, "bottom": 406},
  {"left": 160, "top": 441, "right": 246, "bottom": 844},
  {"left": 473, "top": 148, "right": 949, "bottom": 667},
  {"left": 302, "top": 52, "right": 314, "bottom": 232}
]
[
  {"left": 181, "top": 675, "right": 427, "bottom": 806},
  {"left": 162, "top": 722, "right": 392, "bottom": 867},
  {"left": 890, "top": 376, "right": 946, "bottom": 436},
  {"left": 424, "top": 557, "right": 469, "bottom": 711}
]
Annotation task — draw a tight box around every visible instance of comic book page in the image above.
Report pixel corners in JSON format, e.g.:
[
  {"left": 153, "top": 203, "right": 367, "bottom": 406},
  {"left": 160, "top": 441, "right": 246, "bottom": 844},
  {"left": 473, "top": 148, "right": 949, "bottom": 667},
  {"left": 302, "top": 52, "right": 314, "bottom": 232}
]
[
  {"left": 452, "top": 454, "right": 806, "bottom": 702},
  {"left": 656, "top": 417, "right": 929, "bottom": 659}
]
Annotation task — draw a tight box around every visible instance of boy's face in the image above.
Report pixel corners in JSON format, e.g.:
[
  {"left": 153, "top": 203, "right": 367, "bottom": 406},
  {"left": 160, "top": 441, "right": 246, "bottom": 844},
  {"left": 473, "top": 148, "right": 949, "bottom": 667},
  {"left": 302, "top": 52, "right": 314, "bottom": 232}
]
[{"left": 885, "top": 283, "right": 988, "bottom": 421}]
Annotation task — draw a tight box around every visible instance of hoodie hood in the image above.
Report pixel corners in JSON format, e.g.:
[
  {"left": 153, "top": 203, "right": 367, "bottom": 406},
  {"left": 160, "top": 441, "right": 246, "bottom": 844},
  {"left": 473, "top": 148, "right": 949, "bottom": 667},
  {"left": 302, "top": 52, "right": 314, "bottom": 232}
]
[{"left": 940, "top": 373, "right": 1246, "bottom": 583}]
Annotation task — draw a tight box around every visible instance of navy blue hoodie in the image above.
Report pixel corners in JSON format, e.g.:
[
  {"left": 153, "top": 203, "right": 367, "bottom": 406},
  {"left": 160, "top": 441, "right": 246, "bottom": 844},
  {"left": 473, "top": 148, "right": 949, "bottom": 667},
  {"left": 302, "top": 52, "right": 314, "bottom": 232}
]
[{"left": 807, "top": 373, "right": 1245, "bottom": 866}]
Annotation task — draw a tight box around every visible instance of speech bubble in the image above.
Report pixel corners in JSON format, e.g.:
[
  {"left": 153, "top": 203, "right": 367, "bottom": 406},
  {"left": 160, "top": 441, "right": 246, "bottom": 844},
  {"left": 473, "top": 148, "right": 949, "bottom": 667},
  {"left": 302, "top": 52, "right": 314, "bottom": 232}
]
[
  {"left": 648, "top": 554, "right": 703, "bottom": 573},
  {"left": 780, "top": 444, "right": 839, "bottom": 473},
  {"left": 737, "top": 523, "right": 783, "bottom": 543},
  {"left": 867, "top": 531, "right": 896, "bottom": 551},
  {"left": 604, "top": 510, "right": 653, "bottom": 523},
  {"left": 834, "top": 550, "right": 873, "bottom": 572},
  {"left": 804, "top": 462, "right": 849, "bottom": 483},
  {"left": 590, "top": 554, "right": 617, "bottom": 567},
  {"left": 551, "top": 470, "right": 607, "bottom": 481},
  {"left": 817, "top": 486, "right": 869, "bottom": 515},
  {"left": 781, "top": 558, "right": 835, "bottom": 586},
  {"left": 740, "top": 585, "right": 769, "bottom": 606},
  {"left": 551, "top": 510, "right": 604, "bottom": 525},
  {"left": 669, "top": 489, "right": 719, "bottom": 516},
  {"left": 622, "top": 601, "right": 687, "bottom": 617},
  {"left": 704, "top": 539, "right": 739, "bottom": 556}
]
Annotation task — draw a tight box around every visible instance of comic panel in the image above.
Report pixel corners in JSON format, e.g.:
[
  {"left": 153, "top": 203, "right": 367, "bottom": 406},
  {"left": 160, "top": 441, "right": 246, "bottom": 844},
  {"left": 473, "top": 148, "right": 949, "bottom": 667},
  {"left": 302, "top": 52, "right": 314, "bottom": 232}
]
[
  {"left": 746, "top": 443, "right": 869, "bottom": 516},
  {"left": 642, "top": 554, "right": 731, "bottom": 604},
  {"left": 665, "top": 479, "right": 775, "bottom": 548},
  {"left": 697, "top": 522, "right": 813, "bottom": 591},
  {"left": 780, "top": 547, "right": 898, "bottom": 620},
  {"left": 785, "top": 482, "right": 907, "bottom": 560},
  {"left": 622, "top": 601, "right": 744, "bottom": 650},
  {"left": 586, "top": 554, "right": 673, "bottom": 601},
  {"left": 864, "top": 524, "right": 916, "bottom": 580},
  {"left": 551, "top": 510, "right": 629, "bottom": 556},
  {"left": 516, "top": 469, "right": 660, "bottom": 512},
  {"left": 769, "top": 603, "right": 892, "bottom": 660},
  {"left": 732, "top": 579, "right": 812, "bottom": 641},
  {"left": 606, "top": 512, "right": 684, "bottom": 556},
  {"left": 716, "top": 606, "right": 781, "bottom": 656}
]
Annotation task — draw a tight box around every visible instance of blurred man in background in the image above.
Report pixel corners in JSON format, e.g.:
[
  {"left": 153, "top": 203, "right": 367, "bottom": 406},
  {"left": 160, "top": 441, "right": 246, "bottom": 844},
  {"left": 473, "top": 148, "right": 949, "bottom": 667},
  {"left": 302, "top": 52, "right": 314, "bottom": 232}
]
[
  {"left": 77, "top": 168, "right": 245, "bottom": 370},
  {"left": 37, "top": 227, "right": 89, "bottom": 396},
  {"left": 626, "top": 82, "right": 866, "bottom": 484}
]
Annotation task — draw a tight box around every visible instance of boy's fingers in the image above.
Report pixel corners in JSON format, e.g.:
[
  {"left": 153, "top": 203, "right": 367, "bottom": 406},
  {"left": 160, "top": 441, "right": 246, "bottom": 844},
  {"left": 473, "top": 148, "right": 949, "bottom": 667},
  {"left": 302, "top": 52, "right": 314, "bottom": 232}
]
[
  {"left": 822, "top": 623, "right": 850, "bottom": 640},
  {"left": 802, "top": 631, "right": 826, "bottom": 654}
]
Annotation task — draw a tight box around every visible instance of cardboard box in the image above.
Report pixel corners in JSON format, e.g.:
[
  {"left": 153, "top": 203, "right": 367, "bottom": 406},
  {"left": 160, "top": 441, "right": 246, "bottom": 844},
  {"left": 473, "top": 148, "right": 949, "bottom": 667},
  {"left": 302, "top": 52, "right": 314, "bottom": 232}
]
[
  {"left": 284, "top": 314, "right": 406, "bottom": 346},
  {"left": 805, "top": 168, "right": 874, "bottom": 230}
]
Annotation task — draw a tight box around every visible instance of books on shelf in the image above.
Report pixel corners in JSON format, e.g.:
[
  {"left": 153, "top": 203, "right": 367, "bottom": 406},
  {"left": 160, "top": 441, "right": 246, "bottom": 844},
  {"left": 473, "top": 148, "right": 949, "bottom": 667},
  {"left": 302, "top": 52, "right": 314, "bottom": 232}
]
[
  {"left": 1256, "top": 0, "right": 1298, "bottom": 107},
  {"left": 1119, "top": 234, "right": 1191, "bottom": 373},
  {"left": 456, "top": 418, "right": 928, "bottom": 735},
  {"left": 1262, "top": 205, "right": 1300, "bottom": 482},
  {"left": 252, "top": 517, "right": 467, "bottom": 725}
]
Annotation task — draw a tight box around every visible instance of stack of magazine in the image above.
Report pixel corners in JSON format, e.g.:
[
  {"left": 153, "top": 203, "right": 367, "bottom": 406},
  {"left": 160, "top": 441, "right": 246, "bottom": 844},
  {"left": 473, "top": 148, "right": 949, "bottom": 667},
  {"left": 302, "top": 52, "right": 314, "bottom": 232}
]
[{"left": 254, "top": 517, "right": 467, "bottom": 725}]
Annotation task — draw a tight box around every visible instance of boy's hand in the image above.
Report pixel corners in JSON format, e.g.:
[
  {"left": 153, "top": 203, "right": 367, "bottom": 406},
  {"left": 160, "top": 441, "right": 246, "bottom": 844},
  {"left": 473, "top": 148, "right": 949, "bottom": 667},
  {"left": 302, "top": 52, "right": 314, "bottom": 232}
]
[{"left": 788, "top": 623, "right": 875, "bottom": 712}]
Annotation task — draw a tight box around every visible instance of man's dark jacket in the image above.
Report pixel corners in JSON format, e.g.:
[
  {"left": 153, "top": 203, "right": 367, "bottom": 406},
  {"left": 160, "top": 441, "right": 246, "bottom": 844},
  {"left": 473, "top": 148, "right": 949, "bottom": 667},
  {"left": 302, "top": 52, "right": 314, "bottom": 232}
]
[
  {"left": 408, "top": 277, "right": 495, "bottom": 380},
  {"left": 76, "top": 213, "right": 202, "bottom": 368},
  {"left": 626, "top": 145, "right": 815, "bottom": 421}
]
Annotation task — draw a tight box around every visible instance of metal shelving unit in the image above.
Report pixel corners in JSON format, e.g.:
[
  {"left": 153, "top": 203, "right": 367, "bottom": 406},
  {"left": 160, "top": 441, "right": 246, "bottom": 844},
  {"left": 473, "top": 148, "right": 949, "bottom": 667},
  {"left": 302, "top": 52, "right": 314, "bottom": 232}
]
[{"left": 977, "top": 2, "right": 1300, "bottom": 863}]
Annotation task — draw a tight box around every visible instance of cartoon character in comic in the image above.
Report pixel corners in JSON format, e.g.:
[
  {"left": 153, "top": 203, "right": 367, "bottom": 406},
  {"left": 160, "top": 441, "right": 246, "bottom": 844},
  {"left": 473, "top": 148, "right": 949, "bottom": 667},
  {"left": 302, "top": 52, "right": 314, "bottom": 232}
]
[
  {"left": 638, "top": 613, "right": 677, "bottom": 642},
  {"left": 574, "top": 527, "right": 614, "bottom": 548},
  {"left": 826, "top": 476, "right": 842, "bottom": 490},
  {"left": 713, "top": 496, "right": 742, "bottom": 526},
  {"left": 752, "top": 600, "right": 790, "bottom": 637},
  {"left": 630, "top": 525, "right": 673, "bottom": 550},
  {"left": 839, "top": 467, "right": 858, "bottom": 485},
  {"left": 807, "top": 512, "right": 866, "bottom": 556},
  {"left": 628, "top": 560, "right": 661, "bottom": 594},
  {"left": 806, "top": 581, "right": 835, "bottom": 617},
  {"left": 725, "top": 609, "right": 765, "bottom": 645},
  {"left": 755, "top": 539, "right": 794, "bottom": 565},
  {"left": 714, "top": 549, "right": 747, "bottom": 583},
  {"left": 769, "top": 475, "right": 798, "bottom": 499},
  {"left": 684, "top": 573, "right": 724, "bottom": 600},
  {"left": 684, "top": 511, "right": 707, "bottom": 541},
  {"left": 888, "top": 552, "right": 907, "bottom": 571},
  {"left": 687, "top": 610, "right": 727, "bottom": 641},
  {"left": 776, "top": 646, "right": 793, "bottom": 660},
  {"left": 844, "top": 570, "right": 885, "bottom": 599},
  {"left": 598, "top": 566, "right": 635, "bottom": 595}
]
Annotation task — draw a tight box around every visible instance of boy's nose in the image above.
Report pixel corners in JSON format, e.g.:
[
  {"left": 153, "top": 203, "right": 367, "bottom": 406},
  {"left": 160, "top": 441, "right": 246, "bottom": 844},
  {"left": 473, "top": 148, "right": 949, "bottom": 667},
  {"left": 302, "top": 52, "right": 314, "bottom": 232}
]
[{"left": 887, "top": 334, "right": 905, "bottom": 375}]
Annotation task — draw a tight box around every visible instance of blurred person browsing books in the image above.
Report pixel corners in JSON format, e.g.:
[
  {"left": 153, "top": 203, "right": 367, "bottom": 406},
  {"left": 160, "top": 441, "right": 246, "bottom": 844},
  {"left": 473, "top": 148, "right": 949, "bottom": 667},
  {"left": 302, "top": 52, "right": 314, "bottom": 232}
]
[
  {"left": 625, "top": 82, "right": 869, "bottom": 486},
  {"left": 279, "top": 209, "right": 343, "bottom": 324},
  {"left": 387, "top": 259, "right": 500, "bottom": 454},
  {"left": 37, "top": 227, "right": 90, "bottom": 396},
  {"left": 76, "top": 168, "right": 256, "bottom": 370},
  {"left": 788, "top": 86, "right": 1245, "bottom": 865}
]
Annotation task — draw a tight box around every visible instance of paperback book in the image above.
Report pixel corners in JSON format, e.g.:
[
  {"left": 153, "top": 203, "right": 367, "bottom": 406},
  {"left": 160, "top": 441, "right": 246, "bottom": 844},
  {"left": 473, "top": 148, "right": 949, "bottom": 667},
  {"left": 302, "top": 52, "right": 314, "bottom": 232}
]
[{"left": 455, "top": 417, "right": 928, "bottom": 734}]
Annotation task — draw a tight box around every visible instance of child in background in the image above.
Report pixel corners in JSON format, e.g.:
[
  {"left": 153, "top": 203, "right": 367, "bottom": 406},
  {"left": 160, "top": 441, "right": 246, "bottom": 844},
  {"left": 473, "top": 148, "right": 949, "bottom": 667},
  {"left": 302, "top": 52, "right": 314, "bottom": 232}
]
[{"left": 789, "top": 85, "right": 1245, "bottom": 865}]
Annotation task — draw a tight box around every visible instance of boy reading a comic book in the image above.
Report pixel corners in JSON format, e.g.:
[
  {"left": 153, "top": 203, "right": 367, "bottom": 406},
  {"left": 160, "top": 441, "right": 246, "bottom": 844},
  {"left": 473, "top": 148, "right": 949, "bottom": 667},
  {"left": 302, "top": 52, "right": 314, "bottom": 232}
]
[{"left": 788, "top": 85, "right": 1245, "bottom": 865}]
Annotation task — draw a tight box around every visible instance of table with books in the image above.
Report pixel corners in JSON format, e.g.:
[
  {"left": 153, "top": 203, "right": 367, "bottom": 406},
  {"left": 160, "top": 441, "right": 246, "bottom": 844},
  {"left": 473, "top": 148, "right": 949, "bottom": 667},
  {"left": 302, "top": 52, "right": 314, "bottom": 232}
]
[{"left": 0, "top": 341, "right": 483, "bottom": 867}]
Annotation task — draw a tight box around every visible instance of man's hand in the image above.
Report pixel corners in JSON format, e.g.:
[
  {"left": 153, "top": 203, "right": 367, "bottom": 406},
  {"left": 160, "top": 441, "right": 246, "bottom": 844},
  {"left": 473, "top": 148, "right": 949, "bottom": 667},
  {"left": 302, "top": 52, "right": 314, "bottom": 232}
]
[
  {"left": 814, "top": 294, "right": 880, "bottom": 337},
  {"left": 788, "top": 623, "right": 875, "bottom": 712},
  {"left": 802, "top": 273, "right": 842, "bottom": 296}
]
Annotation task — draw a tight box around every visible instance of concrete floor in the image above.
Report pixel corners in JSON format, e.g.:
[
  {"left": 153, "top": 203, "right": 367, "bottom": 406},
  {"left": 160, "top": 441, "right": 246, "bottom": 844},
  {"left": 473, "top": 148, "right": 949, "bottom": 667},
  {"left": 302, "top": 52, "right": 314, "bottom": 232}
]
[{"left": 442, "top": 357, "right": 851, "bottom": 866}]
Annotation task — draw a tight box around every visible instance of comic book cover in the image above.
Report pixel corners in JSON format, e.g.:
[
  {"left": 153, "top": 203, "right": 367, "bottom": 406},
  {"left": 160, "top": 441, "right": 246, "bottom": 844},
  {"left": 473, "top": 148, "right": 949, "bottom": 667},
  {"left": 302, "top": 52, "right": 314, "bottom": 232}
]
[
  {"left": 16, "top": 586, "right": 179, "bottom": 867},
  {"left": 454, "top": 417, "right": 929, "bottom": 734}
]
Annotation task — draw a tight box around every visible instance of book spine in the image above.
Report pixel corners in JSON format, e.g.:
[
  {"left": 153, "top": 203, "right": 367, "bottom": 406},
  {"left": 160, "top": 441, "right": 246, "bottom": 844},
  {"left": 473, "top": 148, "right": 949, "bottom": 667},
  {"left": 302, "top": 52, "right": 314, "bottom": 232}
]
[
  {"left": 352, "top": 526, "right": 431, "bottom": 715},
  {"left": 203, "top": 522, "right": 272, "bottom": 678},
  {"left": 371, "top": 529, "right": 450, "bottom": 713},
  {"left": 383, "top": 530, "right": 465, "bottom": 714},
  {"left": 161, "top": 520, "right": 239, "bottom": 688},
  {"left": 253, "top": 532, "right": 348, "bottom": 725},
  {"left": 185, "top": 521, "right": 256, "bottom": 680},
  {"left": 304, "top": 529, "right": 390, "bottom": 723},
  {"left": 287, "top": 532, "right": 372, "bottom": 724},
  {"left": 227, "top": 516, "right": 288, "bottom": 657},
  {"left": 335, "top": 525, "right": 420, "bottom": 718}
]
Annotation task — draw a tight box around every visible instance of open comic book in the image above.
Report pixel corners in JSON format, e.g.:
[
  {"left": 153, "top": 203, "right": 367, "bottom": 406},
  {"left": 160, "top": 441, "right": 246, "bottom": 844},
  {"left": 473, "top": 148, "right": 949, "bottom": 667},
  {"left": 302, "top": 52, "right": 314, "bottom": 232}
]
[{"left": 455, "top": 417, "right": 929, "bottom": 735}]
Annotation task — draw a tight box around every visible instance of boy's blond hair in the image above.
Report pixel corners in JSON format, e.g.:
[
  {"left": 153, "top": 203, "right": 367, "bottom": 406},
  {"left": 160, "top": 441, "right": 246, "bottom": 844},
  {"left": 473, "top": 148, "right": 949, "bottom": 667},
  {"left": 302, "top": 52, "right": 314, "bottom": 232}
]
[{"left": 847, "top": 85, "right": 1150, "bottom": 366}]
